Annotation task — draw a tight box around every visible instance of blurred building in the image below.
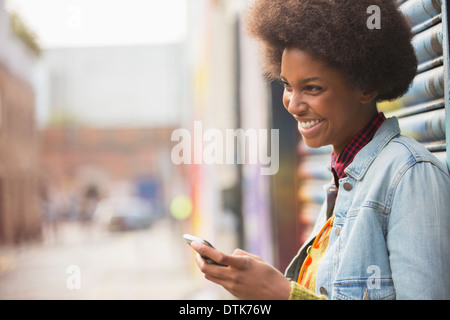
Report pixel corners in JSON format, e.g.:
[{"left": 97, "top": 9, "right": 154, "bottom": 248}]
[
  {"left": 41, "top": 44, "right": 188, "bottom": 128},
  {"left": 39, "top": 126, "right": 177, "bottom": 220},
  {"left": 0, "top": 0, "right": 42, "bottom": 245},
  {"left": 35, "top": 37, "right": 191, "bottom": 220}
]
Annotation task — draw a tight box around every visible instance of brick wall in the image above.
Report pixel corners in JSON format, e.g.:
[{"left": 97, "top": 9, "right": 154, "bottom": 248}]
[{"left": 0, "top": 64, "right": 41, "bottom": 245}]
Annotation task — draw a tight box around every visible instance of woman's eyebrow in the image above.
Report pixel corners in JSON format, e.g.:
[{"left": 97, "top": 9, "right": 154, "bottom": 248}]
[
  {"left": 280, "top": 74, "right": 322, "bottom": 84},
  {"left": 300, "top": 77, "right": 321, "bottom": 84},
  {"left": 280, "top": 74, "right": 289, "bottom": 82}
]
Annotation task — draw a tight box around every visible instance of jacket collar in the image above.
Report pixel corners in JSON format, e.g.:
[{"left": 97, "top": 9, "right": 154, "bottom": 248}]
[{"left": 344, "top": 117, "right": 401, "bottom": 181}]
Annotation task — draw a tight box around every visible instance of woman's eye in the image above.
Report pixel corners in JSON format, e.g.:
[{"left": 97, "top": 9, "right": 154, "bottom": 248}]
[
  {"left": 281, "top": 81, "right": 292, "bottom": 90},
  {"left": 305, "top": 85, "right": 322, "bottom": 93}
]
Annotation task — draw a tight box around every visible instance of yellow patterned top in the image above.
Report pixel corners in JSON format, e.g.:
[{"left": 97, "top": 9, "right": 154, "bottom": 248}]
[{"left": 288, "top": 215, "right": 334, "bottom": 300}]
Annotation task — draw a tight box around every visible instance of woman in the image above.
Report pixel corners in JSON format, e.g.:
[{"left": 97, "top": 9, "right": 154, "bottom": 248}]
[{"left": 191, "top": 0, "right": 450, "bottom": 299}]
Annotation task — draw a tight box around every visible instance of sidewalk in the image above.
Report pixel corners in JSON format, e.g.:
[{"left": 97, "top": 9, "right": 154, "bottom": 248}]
[{"left": 0, "top": 218, "right": 233, "bottom": 300}]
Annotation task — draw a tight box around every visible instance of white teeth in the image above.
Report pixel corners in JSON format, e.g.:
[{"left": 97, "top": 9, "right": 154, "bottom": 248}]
[{"left": 299, "top": 119, "right": 322, "bottom": 129}]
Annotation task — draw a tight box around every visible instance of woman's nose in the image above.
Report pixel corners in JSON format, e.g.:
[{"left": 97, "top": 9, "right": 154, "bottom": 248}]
[{"left": 284, "top": 92, "right": 308, "bottom": 115}]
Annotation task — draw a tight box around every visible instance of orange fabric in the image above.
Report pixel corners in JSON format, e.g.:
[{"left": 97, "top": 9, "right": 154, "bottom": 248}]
[{"left": 298, "top": 216, "right": 334, "bottom": 291}]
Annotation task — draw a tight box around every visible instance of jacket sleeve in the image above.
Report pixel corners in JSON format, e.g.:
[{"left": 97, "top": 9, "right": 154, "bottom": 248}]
[{"left": 387, "top": 161, "right": 450, "bottom": 299}]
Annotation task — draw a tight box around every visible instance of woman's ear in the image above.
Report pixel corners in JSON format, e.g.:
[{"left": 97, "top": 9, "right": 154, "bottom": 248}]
[{"left": 359, "top": 90, "right": 379, "bottom": 104}]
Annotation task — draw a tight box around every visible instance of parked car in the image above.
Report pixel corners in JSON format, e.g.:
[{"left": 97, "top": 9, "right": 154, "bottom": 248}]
[{"left": 94, "top": 196, "right": 158, "bottom": 231}]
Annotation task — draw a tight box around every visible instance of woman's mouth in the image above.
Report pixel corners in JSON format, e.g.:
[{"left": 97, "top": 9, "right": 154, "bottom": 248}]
[
  {"left": 298, "top": 118, "right": 323, "bottom": 129},
  {"left": 297, "top": 118, "right": 324, "bottom": 136}
]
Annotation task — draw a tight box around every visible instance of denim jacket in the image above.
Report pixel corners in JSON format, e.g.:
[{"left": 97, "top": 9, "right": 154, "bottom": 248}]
[{"left": 285, "top": 117, "right": 450, "bottom": 300}]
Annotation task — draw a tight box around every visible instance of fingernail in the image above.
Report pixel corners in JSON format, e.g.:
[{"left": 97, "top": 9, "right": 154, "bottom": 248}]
[{"left": 190, "top": 241, "right": 200, "bottom": 250}]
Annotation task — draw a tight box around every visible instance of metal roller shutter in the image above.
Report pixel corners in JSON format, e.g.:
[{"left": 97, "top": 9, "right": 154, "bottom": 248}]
[
  {"left": 296, "top": 0, "right": 450, "bottom": 240},
  {"left": 379, "top": 0, "right": 449, "bottom": 168}
]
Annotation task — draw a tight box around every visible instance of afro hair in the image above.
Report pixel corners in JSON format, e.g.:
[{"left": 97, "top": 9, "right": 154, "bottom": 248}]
[{"left": 246, "top": 0, "right": 418, "bottom": 101}]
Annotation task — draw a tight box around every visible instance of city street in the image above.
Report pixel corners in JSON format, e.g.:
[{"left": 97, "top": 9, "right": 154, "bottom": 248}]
[{"left": 0, "top": 218, "right": 232, "bottom": 300}]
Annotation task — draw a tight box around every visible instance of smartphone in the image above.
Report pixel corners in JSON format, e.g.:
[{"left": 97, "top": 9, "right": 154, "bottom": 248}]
[{"left": 183, "top": 234, "right": 227, "bottom": 266}]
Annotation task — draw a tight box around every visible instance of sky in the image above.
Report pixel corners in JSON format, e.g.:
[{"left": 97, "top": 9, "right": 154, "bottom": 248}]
[{"left": 5, "top": 0, "right": 188, "bottom": 48}]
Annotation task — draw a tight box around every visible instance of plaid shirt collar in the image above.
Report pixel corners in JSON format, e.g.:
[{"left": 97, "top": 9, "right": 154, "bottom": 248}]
[{"left": 331, "top": 112, "right": 386, "bottom": 187}]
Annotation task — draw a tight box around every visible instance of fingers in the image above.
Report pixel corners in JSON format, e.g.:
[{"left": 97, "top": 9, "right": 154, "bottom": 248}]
[
  {"left": 195, "top": 253, "right": 227, "bottom": 280},
  {"left": 191, "top": 242, "right": 251, "bottom": 270},
  {"left": 191, "top": 241, "right": 228, "bottom": 267},
  {"left": 195, "top": 252, "right": 247, "bottom": 296},
  {"left": 232, "top": 248, "right": 264, "bottom": 262}
]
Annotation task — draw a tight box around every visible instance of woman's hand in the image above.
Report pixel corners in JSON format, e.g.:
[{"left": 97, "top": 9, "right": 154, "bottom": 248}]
[{"left": 191, "top": 242, "right": 291, "bottom": 300}]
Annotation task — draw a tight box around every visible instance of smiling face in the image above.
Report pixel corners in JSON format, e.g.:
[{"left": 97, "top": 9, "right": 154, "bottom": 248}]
[{"left": 281, "top": 47, "right": 378, "bottom": 155}]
